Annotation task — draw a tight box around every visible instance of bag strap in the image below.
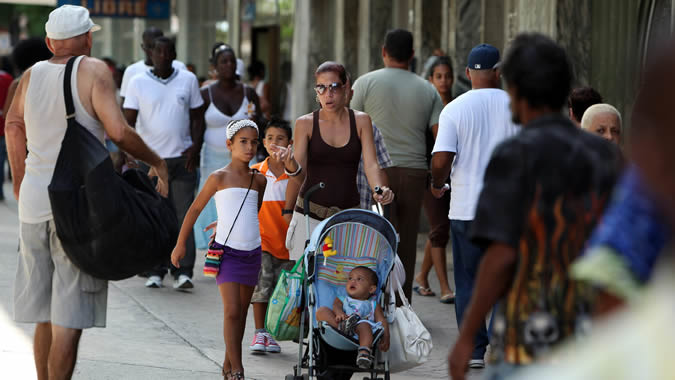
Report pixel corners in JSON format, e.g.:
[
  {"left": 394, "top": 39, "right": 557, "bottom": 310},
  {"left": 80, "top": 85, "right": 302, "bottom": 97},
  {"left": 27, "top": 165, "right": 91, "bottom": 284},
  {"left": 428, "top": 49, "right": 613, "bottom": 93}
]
[
  {"left": 63, "top": 56, "right": 79, "bottom": 120},
  {"left": 221, "top": 169, "right": 258, "bottom": 247},
  {"left": 386, "top": 270, "right": 411, "bottom": 322}
]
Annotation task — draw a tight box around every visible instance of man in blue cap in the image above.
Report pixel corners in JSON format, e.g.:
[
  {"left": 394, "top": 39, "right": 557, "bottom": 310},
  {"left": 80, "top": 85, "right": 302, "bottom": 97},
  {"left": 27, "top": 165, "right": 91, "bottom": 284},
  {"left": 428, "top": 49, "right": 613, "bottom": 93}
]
[{"left": 430, "top": 43, "right": 519, "bottom": 370}]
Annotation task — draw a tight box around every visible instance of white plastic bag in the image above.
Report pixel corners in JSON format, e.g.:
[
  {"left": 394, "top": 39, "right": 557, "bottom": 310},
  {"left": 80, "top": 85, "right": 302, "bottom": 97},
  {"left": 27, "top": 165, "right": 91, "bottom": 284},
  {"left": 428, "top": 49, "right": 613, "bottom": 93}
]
[{"left": 385, "top": 256, "right": 432, "bottom": 373}]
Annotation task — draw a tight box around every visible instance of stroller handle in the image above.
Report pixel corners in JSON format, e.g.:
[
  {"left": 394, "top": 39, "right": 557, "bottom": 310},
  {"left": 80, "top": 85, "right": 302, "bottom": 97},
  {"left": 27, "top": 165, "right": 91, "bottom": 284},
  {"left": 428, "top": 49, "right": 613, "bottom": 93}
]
[{"left": 303, "top": 182, "right": 326, "bottom": 213}]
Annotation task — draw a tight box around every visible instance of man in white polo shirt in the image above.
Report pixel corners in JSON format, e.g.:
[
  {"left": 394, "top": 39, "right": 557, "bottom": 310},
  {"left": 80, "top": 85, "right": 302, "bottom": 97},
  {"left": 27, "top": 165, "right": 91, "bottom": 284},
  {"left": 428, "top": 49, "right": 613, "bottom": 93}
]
[
  {"left": 119, "top": 26, "right": 186, "bottom": 104},
  {"left": 123, "top": 36, "right": 204, "bottom": 290},
  {"left": 430, "top": 44, "right": 519, "bottom": 369}
]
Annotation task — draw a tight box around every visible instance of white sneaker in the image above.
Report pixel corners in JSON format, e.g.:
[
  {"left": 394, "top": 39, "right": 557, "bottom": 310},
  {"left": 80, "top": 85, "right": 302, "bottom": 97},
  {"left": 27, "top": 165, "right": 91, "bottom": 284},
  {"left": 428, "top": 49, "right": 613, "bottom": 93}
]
[
  {"left": 468, "top": 359, "right": 485, "bottom": 369},
  {"left": 249, "top": 331, "right": 266, "bottom": 353},
  {"left": 145, "top": 276, "right": 163, "bottom": 288},
  {"left": 173, "top": 275, "right": 194, "bottom": 290}
]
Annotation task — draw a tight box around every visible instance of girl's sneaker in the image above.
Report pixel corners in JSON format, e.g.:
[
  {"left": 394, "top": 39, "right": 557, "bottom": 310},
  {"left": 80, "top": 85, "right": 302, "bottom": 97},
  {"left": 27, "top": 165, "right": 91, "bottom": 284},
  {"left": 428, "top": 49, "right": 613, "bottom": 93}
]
[
  {"left": 263, "top": 332, "right": 281, "bottom": 353},
  {"left": 249, "top": 331, "right": 266, "bottom": 353}
]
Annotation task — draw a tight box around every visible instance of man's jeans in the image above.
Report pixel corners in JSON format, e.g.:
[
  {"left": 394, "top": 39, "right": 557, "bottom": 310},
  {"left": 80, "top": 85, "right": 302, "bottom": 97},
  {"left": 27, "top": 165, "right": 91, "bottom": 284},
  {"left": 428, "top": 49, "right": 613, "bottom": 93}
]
[
  {"left": 143, "top": 156, "right": 197, "bottom": 279},
  {"left": 450, "top": 219, "right": 490, "bottom": 360}
]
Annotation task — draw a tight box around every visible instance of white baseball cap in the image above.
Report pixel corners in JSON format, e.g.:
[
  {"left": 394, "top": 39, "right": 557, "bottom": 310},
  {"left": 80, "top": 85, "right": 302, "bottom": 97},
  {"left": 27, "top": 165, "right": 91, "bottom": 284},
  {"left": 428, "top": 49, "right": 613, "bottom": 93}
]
[{"left": 45, "top": 5, "right": 101, "bottom": 40}]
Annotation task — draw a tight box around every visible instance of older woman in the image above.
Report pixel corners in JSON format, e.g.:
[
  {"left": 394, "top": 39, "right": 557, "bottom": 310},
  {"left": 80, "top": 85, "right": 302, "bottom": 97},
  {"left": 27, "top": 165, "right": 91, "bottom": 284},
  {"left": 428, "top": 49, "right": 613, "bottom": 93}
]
[
  {"left": 581, "top": 103, "right": 622, "bottom": 145},
  {"left": 272, "top": 61, "right": 394, "bottom": 261}
]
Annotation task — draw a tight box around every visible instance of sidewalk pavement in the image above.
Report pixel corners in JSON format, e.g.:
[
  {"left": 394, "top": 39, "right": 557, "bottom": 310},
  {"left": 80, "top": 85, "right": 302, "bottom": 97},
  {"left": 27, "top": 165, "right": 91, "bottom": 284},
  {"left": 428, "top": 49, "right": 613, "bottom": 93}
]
[{"left": 0, "top": 185, "right": 484, "bottom": 380}]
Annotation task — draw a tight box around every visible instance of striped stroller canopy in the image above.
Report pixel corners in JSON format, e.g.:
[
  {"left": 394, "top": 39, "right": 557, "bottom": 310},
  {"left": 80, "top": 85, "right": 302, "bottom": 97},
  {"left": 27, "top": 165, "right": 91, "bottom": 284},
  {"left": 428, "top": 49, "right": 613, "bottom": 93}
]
[{"left": 304, "top": 209, "right": 398, "bottom": 311}]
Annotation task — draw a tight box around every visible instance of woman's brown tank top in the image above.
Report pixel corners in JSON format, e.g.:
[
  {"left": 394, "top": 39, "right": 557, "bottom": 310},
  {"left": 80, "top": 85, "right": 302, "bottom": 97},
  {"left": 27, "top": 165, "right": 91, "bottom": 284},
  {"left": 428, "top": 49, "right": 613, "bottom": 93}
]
[{"left": 298, "top": 109, "right": 361, "bottom": 213}]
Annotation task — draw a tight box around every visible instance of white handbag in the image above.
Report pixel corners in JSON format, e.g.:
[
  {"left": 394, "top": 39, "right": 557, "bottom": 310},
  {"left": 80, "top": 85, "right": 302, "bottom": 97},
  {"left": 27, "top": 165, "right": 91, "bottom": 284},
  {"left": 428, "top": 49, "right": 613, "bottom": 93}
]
[{"left": 384, "top": 256, "right": 433, "bottom": 373}]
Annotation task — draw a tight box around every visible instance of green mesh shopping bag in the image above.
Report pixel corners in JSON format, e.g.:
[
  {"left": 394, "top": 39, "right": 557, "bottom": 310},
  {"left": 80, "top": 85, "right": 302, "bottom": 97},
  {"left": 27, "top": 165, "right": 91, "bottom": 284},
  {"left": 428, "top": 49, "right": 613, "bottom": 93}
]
[{"left": 265, "top": 259, "right": 307, "bottom": 341}]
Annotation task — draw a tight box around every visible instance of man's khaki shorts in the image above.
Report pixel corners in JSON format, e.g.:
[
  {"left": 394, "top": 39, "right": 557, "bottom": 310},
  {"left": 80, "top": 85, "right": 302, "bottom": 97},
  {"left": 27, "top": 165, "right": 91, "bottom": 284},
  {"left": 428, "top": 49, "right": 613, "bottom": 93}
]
[
  {"left": 250, "top": 251, "right": 295, "bottom": 303},
  {"left": 13, "top": 220, "right": 108, "bottom": 329}
]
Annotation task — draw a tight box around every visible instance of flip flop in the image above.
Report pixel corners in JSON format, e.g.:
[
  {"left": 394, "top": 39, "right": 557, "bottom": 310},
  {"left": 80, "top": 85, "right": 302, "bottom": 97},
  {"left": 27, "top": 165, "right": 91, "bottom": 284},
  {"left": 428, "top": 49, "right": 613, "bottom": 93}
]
[
  {"left": 413, "top": 285, "right": 436, "bottom": 297},
  {"left": 439, "top": 293, "right": 456, "bottom": 304}
]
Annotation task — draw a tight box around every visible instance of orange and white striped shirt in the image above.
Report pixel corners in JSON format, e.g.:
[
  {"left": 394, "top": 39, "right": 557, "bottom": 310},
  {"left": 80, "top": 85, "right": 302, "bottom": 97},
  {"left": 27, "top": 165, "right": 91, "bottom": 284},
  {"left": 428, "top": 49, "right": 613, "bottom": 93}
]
[{"left": 251, "top": 158, "right": 290, "bottom": 260}]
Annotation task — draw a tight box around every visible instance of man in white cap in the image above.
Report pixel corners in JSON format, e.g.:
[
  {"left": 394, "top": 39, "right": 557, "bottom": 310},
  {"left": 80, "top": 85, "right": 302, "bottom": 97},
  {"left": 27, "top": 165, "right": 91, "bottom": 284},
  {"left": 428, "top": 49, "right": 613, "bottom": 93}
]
[{"left": 5, "top": 5, "right": 168, "bottom": 379}]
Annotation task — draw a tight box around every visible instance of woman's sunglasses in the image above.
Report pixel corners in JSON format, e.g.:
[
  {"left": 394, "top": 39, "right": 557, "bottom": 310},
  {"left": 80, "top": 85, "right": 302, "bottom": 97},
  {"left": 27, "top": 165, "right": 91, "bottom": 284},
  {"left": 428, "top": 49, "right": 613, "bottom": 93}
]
[{"left": 314, "top": 82, "right": 343, "bottom": 95}]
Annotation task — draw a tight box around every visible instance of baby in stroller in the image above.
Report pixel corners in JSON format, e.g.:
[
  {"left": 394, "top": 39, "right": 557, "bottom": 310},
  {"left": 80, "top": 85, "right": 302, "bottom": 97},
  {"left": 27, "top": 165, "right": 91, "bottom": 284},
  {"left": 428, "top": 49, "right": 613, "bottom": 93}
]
[{"left": 317, "top": 266, "right": 390, "bottom": 369}]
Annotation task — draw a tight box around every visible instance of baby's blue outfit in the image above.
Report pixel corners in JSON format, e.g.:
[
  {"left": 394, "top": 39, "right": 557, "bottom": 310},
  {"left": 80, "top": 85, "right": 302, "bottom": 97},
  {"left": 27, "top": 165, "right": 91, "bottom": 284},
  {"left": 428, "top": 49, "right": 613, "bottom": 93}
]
[{"left": 338, "top": 289, "right": 382, "bottom": 336}]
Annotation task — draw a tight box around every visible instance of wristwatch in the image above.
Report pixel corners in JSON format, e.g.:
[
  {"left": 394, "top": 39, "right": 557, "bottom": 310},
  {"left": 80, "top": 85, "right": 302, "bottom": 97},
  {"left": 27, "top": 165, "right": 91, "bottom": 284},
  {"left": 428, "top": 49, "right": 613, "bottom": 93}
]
[
  {"left": 281, "top": 209, "right": 294, "bottom": 216},
  {"left": 431, "top": 181, "right": 446, "bottom": 190}
]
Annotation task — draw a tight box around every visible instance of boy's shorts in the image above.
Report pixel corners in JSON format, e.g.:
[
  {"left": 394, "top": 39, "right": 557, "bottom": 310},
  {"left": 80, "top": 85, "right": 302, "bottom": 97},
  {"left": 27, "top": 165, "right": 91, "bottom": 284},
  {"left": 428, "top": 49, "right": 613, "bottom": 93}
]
[{"left": 251, "top": 251, "right": 295, "bottom": 303}]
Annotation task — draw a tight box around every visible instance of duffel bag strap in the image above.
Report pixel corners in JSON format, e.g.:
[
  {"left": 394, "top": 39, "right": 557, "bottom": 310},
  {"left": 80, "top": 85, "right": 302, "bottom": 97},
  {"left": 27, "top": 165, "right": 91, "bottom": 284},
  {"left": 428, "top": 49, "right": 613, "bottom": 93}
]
[{"left": 63, "top": 56, "right": 79, "bottom": 121}]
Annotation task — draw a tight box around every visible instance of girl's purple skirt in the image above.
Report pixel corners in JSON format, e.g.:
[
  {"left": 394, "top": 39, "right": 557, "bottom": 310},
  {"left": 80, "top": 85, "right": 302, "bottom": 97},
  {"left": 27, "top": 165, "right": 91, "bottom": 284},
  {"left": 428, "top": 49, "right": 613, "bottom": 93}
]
[{"left": 211, "top": 242, "right": 262, "bottom": 286}]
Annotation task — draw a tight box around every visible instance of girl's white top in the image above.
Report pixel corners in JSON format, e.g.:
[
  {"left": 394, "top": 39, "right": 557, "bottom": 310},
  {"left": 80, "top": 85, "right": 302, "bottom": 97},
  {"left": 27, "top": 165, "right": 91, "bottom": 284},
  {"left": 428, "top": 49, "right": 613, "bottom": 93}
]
[{"left": 214, "top": 187, "right": 261, "bottom": 250}]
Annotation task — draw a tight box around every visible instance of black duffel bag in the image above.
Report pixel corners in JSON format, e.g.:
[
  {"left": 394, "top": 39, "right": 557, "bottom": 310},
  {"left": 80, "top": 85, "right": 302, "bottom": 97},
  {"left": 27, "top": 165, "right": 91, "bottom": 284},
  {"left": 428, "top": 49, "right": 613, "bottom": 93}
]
[{"left": 47, "top": 56, "right": 178, "bottom": 281}]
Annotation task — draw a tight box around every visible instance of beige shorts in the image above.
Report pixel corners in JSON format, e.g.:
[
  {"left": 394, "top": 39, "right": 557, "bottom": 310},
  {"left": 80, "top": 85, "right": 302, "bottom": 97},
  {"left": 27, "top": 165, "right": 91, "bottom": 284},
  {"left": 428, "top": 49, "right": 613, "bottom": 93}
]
[
  {"left": 14, "top": 220, "right": 108, "bottom": 329},
  {"left": 285, "top": 210, "right": 322, "bottom": 261}
]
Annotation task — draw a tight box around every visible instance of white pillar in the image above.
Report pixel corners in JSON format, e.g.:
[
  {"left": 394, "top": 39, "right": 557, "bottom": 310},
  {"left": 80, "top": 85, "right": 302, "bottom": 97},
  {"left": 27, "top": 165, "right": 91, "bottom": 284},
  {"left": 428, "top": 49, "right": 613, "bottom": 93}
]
[
  {"left": 357, "top": 0, "right": 371, "bottom": 76},
  {"left": 291, "top": 0, "right": 311, "bottom": 121},
  {"left": 175, "top": 0, "right": 224, "bottom": 76},
  {"left": 335, "top": 0, "right": 345, "bottom": 64}
]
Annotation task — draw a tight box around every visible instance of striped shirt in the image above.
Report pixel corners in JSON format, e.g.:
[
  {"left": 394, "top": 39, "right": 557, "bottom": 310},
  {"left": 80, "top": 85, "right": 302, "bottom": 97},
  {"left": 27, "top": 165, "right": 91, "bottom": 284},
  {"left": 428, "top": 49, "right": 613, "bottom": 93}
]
[
  {"left": 251, "top": 158, "right": 290, "bottom": 259},
  {"left": 357, "top": 124, "right": 393, "bottom": 209}
]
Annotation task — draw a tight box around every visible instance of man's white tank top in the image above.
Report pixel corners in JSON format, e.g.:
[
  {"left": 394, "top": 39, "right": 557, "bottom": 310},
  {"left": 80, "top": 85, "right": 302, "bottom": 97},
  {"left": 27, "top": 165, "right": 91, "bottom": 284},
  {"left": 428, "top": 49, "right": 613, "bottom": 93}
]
[
  {"left": 214, "top": 187, "right": 261, "bottom": 251},
  {"left": 20, "top": 56, "right": 104, "bottom": 223}
]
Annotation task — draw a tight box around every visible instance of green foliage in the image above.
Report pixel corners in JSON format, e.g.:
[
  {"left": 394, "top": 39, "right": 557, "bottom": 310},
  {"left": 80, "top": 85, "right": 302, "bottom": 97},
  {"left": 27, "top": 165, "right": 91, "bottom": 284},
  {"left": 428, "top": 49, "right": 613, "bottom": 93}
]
[{"left": 0, "top": 4, "right": 54, "bottom": 38}]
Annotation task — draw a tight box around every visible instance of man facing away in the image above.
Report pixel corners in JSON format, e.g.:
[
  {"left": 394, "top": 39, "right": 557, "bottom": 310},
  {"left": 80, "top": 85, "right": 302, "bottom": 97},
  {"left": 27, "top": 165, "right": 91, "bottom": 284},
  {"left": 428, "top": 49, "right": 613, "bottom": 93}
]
[
  {"left": 5, "top": 5, "right": 168, "bottom": 379},
  {"left": 448, "top": 33, "right": 621, "bottom": 380},
  {"left": 123, "top": 36, "right": 205, "bottom": 290},
  {"left": 350, "top": 28, "right": 443, "bottom": 301},
  {"left": 430, "top": 43, "right": 519, "bottom": 369}
]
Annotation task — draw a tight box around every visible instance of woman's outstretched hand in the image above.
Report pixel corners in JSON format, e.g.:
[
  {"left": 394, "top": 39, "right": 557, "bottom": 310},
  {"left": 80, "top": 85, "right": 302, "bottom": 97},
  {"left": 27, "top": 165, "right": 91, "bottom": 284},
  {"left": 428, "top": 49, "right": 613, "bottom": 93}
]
[{"left": 269, "top": 144, "right": 296, "bottom": 169}]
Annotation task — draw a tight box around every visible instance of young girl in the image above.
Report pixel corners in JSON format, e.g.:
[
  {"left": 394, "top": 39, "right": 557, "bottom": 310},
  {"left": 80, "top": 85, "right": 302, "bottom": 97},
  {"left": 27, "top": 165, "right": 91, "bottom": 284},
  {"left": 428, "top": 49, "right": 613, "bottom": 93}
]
[
  {"left": 171, "top": 119, "right": 267, "bottom": 380},
  {"left": 316, "top": 266, "right": 390, "bottom": 369}
]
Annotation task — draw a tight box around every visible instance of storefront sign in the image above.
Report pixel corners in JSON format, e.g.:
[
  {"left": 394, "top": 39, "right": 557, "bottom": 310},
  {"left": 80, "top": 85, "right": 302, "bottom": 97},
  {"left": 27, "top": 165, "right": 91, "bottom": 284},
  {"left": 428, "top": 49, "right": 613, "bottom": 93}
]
[{"left": 57, "top": 0, "right": 170, "bottom": 19}]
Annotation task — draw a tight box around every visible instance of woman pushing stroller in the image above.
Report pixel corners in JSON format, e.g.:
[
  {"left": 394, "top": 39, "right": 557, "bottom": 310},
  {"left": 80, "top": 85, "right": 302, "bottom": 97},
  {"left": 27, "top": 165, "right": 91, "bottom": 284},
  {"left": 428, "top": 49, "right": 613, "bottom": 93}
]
[{"left": 317, "top": 266, "right": 390, "bottom": 369}]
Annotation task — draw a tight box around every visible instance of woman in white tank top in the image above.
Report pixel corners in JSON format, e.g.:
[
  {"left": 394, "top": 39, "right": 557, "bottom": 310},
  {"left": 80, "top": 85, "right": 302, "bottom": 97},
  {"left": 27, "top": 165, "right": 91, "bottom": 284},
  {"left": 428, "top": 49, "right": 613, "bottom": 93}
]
[{"left": 193, "top": 43, "right": 262, "bottom": 249}]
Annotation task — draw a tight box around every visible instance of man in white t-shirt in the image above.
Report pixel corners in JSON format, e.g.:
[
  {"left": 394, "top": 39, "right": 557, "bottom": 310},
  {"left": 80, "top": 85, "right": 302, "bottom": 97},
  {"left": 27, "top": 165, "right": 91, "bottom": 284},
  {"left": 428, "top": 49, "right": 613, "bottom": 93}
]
[
  {"left": 430, "top": 44, "right": 519, "bottom": 369},
  {"left": 119, "top": 27, "right": 186, "bottom": 105},
  {"left": 123, "top": 36, "right": 205, "bottom": 290}
]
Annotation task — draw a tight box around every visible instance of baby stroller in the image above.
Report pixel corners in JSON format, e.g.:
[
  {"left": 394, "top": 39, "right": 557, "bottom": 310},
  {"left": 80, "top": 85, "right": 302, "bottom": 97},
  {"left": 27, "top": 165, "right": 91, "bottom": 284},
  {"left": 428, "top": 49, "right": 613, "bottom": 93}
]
[{"left": 286, "top": 208, "right": 398, "bottom": 380}]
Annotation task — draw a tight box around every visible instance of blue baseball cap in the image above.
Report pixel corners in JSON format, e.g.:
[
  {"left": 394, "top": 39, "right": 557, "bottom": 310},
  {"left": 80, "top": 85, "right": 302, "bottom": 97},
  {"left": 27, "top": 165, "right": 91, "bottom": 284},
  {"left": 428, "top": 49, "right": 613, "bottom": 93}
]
[{"left": 467, "top": 44, "right": 500, "bottom": 70}]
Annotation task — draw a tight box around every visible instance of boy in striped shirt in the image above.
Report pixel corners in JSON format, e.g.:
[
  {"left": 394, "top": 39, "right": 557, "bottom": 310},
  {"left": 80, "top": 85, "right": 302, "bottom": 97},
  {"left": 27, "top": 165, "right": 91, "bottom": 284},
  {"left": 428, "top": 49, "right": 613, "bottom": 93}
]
[{"left": 249, "top": 118, "right": 294, "bottom": 354}]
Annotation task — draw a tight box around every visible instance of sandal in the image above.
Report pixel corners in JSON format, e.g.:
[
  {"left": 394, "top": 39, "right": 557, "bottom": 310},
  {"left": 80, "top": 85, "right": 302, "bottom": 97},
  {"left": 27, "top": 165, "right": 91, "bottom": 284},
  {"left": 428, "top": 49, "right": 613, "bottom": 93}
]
[
  {"left": 222, "top": 369, "right": 230, "bottom": 379},
  {"left": 439, "top": 293, "right": 456, "bottom": 304},
  {"left": 356, "top": 346, "right": 373, "bottom": 369},
  {"left": 227, "top": 371, "right": 244, "bottom": 380},
  {"left": 413, "top": 285, "right": 436, "bottom": 297}
]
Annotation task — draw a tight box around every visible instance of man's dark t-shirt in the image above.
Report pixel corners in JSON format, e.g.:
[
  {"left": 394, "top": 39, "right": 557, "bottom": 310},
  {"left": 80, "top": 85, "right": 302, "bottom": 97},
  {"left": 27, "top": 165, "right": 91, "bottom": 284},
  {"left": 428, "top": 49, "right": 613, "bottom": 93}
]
[{"left": 470, "top": 114, "right": 622, "bottom": 365}]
